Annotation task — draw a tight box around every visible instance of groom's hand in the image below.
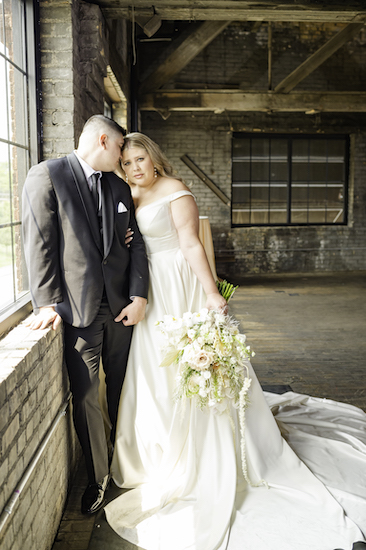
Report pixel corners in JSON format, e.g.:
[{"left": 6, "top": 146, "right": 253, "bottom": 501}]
[
  {"left": 26, "top": 306, "right": 62, "bottom": 330},
  {"left": 114, "top": 297, "right": 147, "bottom": 326}
]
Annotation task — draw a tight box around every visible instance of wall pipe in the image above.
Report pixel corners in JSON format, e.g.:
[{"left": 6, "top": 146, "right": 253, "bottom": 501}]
[{"left": 0, "top": 392, "right": 72, "bottom": 536}]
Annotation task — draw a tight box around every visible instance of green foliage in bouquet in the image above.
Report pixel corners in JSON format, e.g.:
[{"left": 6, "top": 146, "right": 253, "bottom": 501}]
[{"left": 216, "top": 279, "right": 238, "bottom": 302}]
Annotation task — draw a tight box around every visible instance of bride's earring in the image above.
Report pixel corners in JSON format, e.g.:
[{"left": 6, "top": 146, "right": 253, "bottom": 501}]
[
  {"left": 125, "top": 173, "right": 128, "bottom": 183},
  {"left": 154, "top": 167, "right": 158, "bottom": 178}
]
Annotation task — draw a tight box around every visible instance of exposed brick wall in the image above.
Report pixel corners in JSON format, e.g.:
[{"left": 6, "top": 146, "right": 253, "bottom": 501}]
[
  {"left": 141, "top": 110, "right": 366, "bottom": 277},
  {"left": 0, "top": 323, "right": 80, "bottom": 550},
  {"left": 40, "top": 1, "right": 75, "bottom": 158},
  {"left": 40, "top": 0, "right": 112, "bottom": 157},
  {"left": 73, "top": 1, "right": 110, "bottom": 141}
]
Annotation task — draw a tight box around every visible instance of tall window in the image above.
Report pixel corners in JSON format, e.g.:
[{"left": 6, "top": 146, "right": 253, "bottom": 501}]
[
  {"left": 232, "top": 134, "right": 349, "bottom": 226},
  {"left": 0, "top": 0, "right": 38, "bottom": 323}
]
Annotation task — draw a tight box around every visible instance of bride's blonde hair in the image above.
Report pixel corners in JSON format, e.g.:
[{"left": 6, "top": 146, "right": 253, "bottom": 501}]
[{"left": 122, "top": 132, "right": 183, "bottom": 182}]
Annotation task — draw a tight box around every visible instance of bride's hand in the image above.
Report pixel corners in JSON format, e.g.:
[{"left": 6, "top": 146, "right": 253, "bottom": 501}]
[
  {"left": 205, "top": 293, "right": 228, "bottom": 314},
  {"left": 114, "top": 296, "right": 147, "bottom": 326},
  {"left": 125, "top": 227, "right": 134, "bottom": 248}
]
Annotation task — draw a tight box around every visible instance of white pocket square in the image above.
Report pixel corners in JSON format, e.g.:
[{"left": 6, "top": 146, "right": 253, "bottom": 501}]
[{"left": 117, "top": 201, "right": 128, "bottom": 213}]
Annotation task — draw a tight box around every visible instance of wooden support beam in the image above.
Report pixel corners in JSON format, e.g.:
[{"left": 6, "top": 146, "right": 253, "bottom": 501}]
[
  {"left": 139, "top": 21, "right": 230, "bottom": 94},
  {"left": 181, "top": 154, "right": 230, "bottom": 206},
  {"left": 274, "top": 23, "right": 365, "bottom": 94},
  {"left": 96, "top": 1, "right": 366, "bottom": 23},
  {"left": 102, "top": 8, "right": 366, "bottom": 23},
  {"left": 139, "top": 90, "right": 366, "bottom": 113}
]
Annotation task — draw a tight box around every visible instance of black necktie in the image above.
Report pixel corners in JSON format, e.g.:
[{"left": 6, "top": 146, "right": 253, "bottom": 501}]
[{"left": 90, "top": 173, "right": 99, "bottom": 211}]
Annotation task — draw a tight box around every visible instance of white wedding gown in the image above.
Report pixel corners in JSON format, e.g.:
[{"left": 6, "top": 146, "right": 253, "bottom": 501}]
[{"left": 105, "top": 190, "right": 366, "bottom": 550}]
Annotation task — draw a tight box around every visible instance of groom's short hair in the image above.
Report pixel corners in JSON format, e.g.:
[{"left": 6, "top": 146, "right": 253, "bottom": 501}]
[{"left": 81, "top": 115, "right": 126, "bottom": 139}]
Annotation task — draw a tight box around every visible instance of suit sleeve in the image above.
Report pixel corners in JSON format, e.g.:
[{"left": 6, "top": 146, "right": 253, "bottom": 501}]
[
  {"left": 126, "top": 191, "right": 149, "bottom": 300},
  {"left": 22, "top": 162, "right": 63, "bottom": 309}
]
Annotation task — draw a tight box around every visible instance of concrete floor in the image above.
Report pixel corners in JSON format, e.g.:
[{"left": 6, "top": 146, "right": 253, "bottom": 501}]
[{"left": 51, "top": 271, "right": 366, "bottom": 550}]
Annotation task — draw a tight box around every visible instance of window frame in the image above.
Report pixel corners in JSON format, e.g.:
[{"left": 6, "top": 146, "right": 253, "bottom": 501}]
[
  {"left": 231, "top": 132, "right": 350, "bottom": 228},
  {"left": 0, "top": 0, "right": 40, "bottom": 338}
]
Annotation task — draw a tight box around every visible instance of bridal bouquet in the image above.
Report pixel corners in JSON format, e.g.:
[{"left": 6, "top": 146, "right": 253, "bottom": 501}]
[
  {"left": 157, "top": 308, "right": 254, "bottom": 414},
  {"left": 156, "top": 308, "right": 266, "bottom": 487}
]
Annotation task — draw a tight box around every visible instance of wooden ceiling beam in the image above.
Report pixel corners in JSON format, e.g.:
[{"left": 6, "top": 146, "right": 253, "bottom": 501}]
[
  {"left": 274, "top": 23, "right": 365, "bottom": 93},
  {"left": 93, "top": 0, "right": 366, "bottom": 6},
  {"left": 98, "top": 7, "right": 366, "bottom": 24},
  {"left": 139, "top": 20, "right": 230, "bottom": 94},
  {"left": 139, "top": 90, "right": 366, "bottom": 112}
]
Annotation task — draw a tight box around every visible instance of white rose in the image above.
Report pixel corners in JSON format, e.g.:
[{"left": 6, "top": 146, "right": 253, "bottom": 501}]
[
  {"left": 188, "top": 373, "right": 201, "bottom": 392},
  {"left": 190, "top": 350, "right": 215, "bottom": 371},
  {"left": 182, "top": 345, "right": 196, "bottom": 363}
]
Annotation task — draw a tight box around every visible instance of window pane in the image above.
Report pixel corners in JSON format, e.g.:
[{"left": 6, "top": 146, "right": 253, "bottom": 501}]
[
  {"left": 308, "top": 208, "right": 326, "bottom": 224},
  {"left": 4, "top": 0, "right": 25, "bottom": 69},
  {"left": 13, "top": 222, "right": 27, "bottom": 299},
  {"left": 252, "top": 138, "right": 269, "bottom": 159},
  {"left": 232, "top": 161, "right": 250, "bottom": 181},
  {"left": 291, "top": 208, "right": 308, "bottom": 224},
  {"left": 251, "top": 161, "right": 268, "bottom": 182},
  {"left": 250, "top": 210, "right": 269, "bottom": 224},
  {"left": 0, "top": 142, "right": 11, "bottom": 225},
  {"left": 233, "top": 138, "right": 250, "bottom": 158},
  {"left": 232, "top": 209, "right": 250, "bottom": 225},
  {"left": 232, "top": 184, "right": 250, "bottom": 204},
  {"left": 0, "top": 55, "right": 9, "bottom": 141},
  {"left": 0, "top": 226, "right": 14, "bottom": 309},
  {"left": 292, "top": 162, "right": 308, "bottom": 182},
  {"left": 0, "top": 2, "right": 5, "bottom": 56},
  {"left": 11, "top": 145, "right": 28, "bottom": 219},
  {"left": 10, "top": 68, "right": 28, "bottom": 146}
]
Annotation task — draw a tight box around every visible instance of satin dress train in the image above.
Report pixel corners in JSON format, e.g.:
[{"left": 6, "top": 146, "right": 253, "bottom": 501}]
[{"left": 105, "top": 191, "right": 366, "bottom": 550}]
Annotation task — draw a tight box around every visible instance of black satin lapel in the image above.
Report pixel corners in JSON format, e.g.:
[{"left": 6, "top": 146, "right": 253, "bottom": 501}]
[
  {"left": 67, "top": 153, "right": 103, "bottom": 253},
  {"left": 101, "top": 175, "right": 114, "bottom": 259}
]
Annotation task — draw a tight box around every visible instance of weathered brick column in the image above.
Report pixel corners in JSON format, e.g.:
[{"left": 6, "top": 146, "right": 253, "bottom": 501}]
[{"left": 0, "top": 322, "right": 80, "bottom": 550}]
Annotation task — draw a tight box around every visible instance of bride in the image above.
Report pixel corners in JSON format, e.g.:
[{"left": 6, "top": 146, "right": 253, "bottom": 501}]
[{"left": 105, "top": 132, "right": 366, "bottom": 550}]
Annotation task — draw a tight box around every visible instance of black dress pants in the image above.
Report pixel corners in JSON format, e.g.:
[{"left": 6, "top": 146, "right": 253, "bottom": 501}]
[{"left": 64, "top": 299, "right": 133, "bottom": 484}]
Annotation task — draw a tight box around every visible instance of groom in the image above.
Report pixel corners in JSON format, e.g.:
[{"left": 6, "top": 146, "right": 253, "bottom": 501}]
[{"left": 22, "top": 115, "right": 149, "bottom": 514}]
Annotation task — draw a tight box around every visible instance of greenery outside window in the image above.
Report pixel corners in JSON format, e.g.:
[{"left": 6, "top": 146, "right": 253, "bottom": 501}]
[
  {"left": 0, "top": 0, "right": 38, "bottom": 333},
  {"left": 232, "top": 133, "right": 349, "bottom": 226}
]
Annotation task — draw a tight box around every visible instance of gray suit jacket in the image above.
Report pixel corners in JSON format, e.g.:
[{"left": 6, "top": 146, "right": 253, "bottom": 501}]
[{"left": 22, "top": 152, "right": 149, "bottom": 328}]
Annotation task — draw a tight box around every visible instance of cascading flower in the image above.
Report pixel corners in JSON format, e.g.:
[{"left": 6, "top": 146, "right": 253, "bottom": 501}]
[{"left": 156, "top": 308, "right": 261, "bottom": 486}]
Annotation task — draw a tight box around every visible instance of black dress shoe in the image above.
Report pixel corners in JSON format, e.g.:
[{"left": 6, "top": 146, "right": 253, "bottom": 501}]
[{"left": 81, "top": 474, "right": 109, "bottom": 515}]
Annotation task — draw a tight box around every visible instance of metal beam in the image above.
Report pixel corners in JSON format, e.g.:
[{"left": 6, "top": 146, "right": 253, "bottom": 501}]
[
  {"left": 140, "top": 20, "right": 230, "bottom": 94},
  {"left": 139, "top": 90, "right": 366, "bottom": 112},
  {"left": 274, "top": 23, "right": 365, "bottom": 93},
  {"left": 181, "top": 154, "right": 230, "bottom": 206}
]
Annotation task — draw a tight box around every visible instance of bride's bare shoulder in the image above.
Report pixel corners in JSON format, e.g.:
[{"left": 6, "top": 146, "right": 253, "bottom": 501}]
[{"left": 160, "top": 177, "right": 192, "bottom": 195}]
